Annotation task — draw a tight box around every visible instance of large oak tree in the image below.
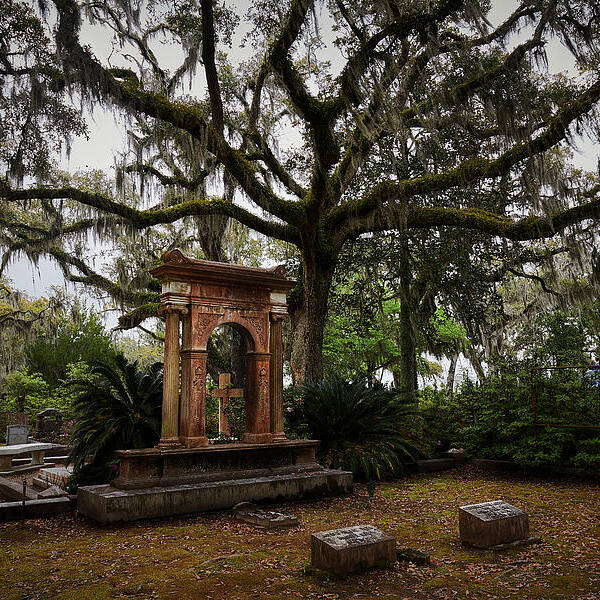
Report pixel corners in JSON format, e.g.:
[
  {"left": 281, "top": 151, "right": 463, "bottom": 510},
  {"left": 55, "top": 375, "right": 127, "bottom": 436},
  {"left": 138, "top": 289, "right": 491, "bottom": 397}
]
[{"left": 2, "top": 0, "right": 600, "bottom": 383}]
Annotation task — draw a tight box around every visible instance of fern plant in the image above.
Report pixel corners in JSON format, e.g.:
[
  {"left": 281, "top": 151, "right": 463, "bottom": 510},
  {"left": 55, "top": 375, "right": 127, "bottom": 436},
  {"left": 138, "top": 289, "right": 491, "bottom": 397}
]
[
  {"left": 296, "top": 376, "right": 421, "bottom": 480},
  {"left": 69, "top": 355, "right": 163, "bottom": 486}
]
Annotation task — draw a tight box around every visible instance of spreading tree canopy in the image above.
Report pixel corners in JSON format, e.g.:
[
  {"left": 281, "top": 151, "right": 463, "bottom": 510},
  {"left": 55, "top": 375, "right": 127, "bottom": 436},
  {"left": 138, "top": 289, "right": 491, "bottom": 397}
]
[{"left": 2, "top": 0, "right": 600, "bottom": 382}]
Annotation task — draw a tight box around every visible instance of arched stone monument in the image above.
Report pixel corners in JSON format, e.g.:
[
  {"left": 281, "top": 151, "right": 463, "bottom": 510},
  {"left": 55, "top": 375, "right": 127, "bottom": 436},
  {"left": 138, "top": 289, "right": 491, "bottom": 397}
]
[
  {"left": 78, "top": 251, "right": 352, "bottom": 523},
  {"left": 150, "top": 249, "right": 293, "bottom": 448}
]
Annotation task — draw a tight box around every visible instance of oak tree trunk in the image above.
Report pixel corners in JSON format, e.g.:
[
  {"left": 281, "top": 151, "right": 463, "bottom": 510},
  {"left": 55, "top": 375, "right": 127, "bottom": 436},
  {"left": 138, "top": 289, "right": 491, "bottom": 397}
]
[
  {"left": 289, "top": 248, "right": 336, "bottom": 385},
  {"left": 397, "top": 234, "right": 418, "bottom": 403},
  {"left": 447, "top": 352, "right": 458, "bottom": 393}
]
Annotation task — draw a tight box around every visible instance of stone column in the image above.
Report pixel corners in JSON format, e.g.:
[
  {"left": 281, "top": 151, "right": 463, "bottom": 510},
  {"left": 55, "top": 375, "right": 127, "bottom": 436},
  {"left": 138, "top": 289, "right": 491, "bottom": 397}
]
[
  {"left": 244, "top": 352, "right": 272, "bottom": 444},
  {"left": 269, "top": 314, "right": 287, "bottom": 441},
  {"left": 179, "top": 348, "right": 209, "bottom": 447},
  {"left": 179, "top": 303, "right": 210, "bottom": 448},
  {"left": 157, "top": 305, "right": 186, "bottom": 448}
]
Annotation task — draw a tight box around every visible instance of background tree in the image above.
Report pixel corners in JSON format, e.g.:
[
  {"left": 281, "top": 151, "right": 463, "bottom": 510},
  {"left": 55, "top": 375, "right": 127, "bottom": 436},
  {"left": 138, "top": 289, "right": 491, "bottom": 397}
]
[{"left": 2, "top": 0, "right": 600, "bottom": 384}]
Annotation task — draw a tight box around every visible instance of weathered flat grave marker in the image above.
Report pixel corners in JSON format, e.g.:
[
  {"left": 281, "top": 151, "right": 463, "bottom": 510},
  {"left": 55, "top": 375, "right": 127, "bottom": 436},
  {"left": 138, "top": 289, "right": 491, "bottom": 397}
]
[
  {"left": 459, "top": 500, "right": 529, "bottom": 548},
  {"left": 6, "top": 425, "right": 28, "bottom": 446},
  {"left": 311, "top": 525, "right": 396, "bottom": 575},
  {"left": 232, "top": 501, "right": 299, "bottom": 530}
]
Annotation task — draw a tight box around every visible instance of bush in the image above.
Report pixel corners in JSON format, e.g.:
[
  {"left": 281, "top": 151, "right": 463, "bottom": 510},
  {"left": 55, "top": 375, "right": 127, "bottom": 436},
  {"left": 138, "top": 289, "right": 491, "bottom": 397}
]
[
  {"left": 287, "top": 376, "right": 421, "bottom": 480},
  {"left": 420, "top": 360, "right": 600, "bottom": 470},
  {"left": 69, "top": 355, "right": 162, "bottom": 487}
]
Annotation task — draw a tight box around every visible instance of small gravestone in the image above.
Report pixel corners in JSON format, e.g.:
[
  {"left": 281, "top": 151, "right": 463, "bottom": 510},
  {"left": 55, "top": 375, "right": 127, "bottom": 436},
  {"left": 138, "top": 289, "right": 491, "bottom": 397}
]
[
  {"left": 231, "top": 501, "right": 299, "bottom": 530},
  {"left": 459, "top": 500, "right": 529, "bottom": 548},
  {"left": 6, "top": 425, "right": 29, "bottom": 446},
  {"left": 311, "top": 525, "right": 396, "bottom": 575},
  {"left": 35, "top": 409, "right": 62, "bottom": 440}
]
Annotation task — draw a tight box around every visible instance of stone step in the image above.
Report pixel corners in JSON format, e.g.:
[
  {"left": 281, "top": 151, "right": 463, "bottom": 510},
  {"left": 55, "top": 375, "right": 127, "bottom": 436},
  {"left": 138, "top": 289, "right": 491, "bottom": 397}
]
[
  {"left": 12, "top": 455, "right": 69, "bottom": 467},
  {"left": 0, "top": 462, "right": 56, "bottom": 476},
  {"left": 0, "top": 476, "right": 39, "bottom": 501},
  {"left": 0, "top": 496, "right": 76, "bottom": 521},
  {"left": 78, "top": 468, "right": 353, "bottom": 524}
]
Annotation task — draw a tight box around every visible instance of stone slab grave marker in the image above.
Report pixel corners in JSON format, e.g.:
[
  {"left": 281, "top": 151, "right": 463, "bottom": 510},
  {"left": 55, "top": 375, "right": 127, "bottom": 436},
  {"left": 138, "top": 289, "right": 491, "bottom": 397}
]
[
  {"left": 311, "top": 525, "right": 396, "bottom": 575},
  {"left": 6, "top": 425, "right": 29, "bottom": 446},
  {"left": 35, "top": 408, "right": 63, "bottom": 440},
  {"left": 211, "top": 373, "right": 244, "bottom": 436},
  {"left": 459, "top": 500, "right": 529, "bottom": 548},
  {"left": 232, "top": 501, "right": 299, "bottom": 530}
]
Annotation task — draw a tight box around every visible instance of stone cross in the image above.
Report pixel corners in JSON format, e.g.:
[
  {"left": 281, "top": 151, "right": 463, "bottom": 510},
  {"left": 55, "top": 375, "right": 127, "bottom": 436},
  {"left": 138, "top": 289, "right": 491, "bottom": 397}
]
[{"left": 210, "top": 373, "right": 244, "bottom": 435}]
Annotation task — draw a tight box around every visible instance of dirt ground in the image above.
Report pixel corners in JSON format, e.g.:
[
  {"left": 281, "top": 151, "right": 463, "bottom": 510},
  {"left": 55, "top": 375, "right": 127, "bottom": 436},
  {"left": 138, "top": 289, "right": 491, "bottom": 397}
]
[{"left": 1, "top": 464, "right": 599, "bottom": 600}]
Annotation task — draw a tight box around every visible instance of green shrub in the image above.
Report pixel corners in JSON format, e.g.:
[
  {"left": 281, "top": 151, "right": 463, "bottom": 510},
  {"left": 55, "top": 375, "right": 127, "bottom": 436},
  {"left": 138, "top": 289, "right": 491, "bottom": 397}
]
[
  {"left": 69, "top": 355, "right": 162, "bottom": 487},
  {"left": 420, "top": 360, "right": 600, "bottom": 470},
  {"left": 288, "top": 376, "right": 421, "bottom": 480}
]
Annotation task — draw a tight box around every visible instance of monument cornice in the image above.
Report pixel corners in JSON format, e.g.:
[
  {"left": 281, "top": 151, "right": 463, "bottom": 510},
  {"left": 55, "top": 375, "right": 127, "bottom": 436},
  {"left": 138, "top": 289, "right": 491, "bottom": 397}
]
[{"left": 150, "top": 249, "right": 296, "bottom": 294}]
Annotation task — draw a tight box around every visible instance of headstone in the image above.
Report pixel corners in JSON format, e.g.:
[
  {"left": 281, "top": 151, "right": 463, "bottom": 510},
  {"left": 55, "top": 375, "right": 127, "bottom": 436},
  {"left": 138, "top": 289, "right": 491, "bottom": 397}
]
[
  {"left": 6, "top": 425, "right": 29, "bottom": 446},
  {"left": 447, "top": 448, "right": 467, "bottom": 463},
  {"left": 311, "top": 525, "right": 396, "bottom": 575},
  {"left": 459, "top": 500, "right": 529, "bottom": 548},
  {"left": 35, "top": 408, "right": 63, "bottom": 440},
  {"left": 232, "top": 501, "right": 299, "bottom": 529}
]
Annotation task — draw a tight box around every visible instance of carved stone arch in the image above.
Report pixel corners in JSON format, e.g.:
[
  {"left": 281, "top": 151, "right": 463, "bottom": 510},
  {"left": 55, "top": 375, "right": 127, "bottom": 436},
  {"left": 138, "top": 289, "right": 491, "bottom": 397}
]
[
  {"left": 197, "top": 316, "right": 260, "bottom": 353},
  {"left": 150, "top": 250, "right": 295, "bottom": 448}
]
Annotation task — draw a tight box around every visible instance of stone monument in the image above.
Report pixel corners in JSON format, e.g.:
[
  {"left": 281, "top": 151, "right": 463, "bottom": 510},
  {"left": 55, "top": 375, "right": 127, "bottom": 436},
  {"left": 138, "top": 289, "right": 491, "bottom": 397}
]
[
  {"left": 459, "top": 500, "right": 530, "bottom": 548},
  {"left": 6, "top": 425, "right": 29, "bottom": 446},
  {"left": 311, "top": 525, "right": 396, "bottom": 575},
  {"left": 35, "top": 408, "right": 63, "bottom": 440},
  {"left": 78, "top": 251, "right": 352, "bottom": 523}
]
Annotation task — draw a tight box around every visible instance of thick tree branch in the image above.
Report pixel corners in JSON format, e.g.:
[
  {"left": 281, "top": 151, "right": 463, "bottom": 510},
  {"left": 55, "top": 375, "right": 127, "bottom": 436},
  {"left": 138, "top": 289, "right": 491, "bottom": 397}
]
[
  {"left": 201, "top": 0, "right": 224, "bottom": 134},
  {"left": 52, "top": 0, "right": 302, "bottom": 225},
  {"left": 337, "top": 191, "right": 600, "bottom": 243},
  {"left": 2, "top": 184, "right": 300, "bottom": 244},
  {"left": 330, "top": 76, "right": 600, "bottom": 229},
  {"left": 247, "top": 133, "right": 307, "bottom": 199}
]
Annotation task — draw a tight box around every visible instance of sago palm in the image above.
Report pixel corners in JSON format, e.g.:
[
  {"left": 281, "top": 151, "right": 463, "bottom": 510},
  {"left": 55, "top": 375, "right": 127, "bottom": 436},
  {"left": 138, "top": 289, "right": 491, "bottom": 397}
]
[
  {"left": 298, "top": 376, "right": 421, "bottom": 480},
  {"left": 69, "top": 355, "right": 163, "bottom": 483}
]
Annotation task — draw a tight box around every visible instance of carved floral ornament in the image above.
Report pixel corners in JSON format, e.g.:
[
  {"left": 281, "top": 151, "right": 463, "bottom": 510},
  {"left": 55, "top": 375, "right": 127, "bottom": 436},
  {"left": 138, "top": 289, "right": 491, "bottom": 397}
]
[
  {"left": 192, "top": 363, "right": 206, "bottom": 391},
  {"left": 162, "top": 249, "right": 192, "bottom": 264}
]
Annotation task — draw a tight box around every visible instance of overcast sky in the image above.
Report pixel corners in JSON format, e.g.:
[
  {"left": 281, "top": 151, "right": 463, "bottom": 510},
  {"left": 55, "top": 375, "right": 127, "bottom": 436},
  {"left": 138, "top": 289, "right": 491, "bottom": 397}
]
[{"left": 6, "top": 0, "right": 600, "bottom": 300}]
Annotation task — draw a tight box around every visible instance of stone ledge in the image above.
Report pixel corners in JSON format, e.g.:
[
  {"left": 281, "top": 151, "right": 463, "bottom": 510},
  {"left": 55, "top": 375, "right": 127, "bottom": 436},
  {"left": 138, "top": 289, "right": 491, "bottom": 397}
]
[
  {"left": 113, "top": 439, "right": 321, "bottom": 490},
  {"left": 0, "top": 497, "right": 76, "bottom": 521},
  {"left": 415, "top": 458, "right": 456, "bottom": 472},
  {"left": 78, "top": 469, "right": 353, "bottom": 524}
]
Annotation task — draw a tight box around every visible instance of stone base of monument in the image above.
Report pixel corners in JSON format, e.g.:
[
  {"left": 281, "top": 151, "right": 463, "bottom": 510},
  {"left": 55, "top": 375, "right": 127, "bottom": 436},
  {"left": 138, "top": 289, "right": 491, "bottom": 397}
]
[
  {"left": 459, "top": 500, "right": 530, "bottom": 548},
  {"left": 77, "top": 441, "right": 352, "bottom": 524},
  {"left": 311, "top": 525, "right": 396, "bottom": 576}
]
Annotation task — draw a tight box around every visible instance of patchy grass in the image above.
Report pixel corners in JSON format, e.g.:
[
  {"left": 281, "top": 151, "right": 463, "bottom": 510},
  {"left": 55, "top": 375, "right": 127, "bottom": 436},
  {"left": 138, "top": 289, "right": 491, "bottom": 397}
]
[{"left": 1, "top": 465, "right": 599, "bottom": 599}]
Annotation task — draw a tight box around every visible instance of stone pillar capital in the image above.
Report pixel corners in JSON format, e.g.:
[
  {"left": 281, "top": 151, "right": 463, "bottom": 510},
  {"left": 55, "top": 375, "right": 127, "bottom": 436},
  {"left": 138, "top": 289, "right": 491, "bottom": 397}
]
[
  {"left": 158, "top": 303, "right": 189, "bottom": 318},
  {"left": 270, "top": 312, "right": 288, "bottom": 323}
]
